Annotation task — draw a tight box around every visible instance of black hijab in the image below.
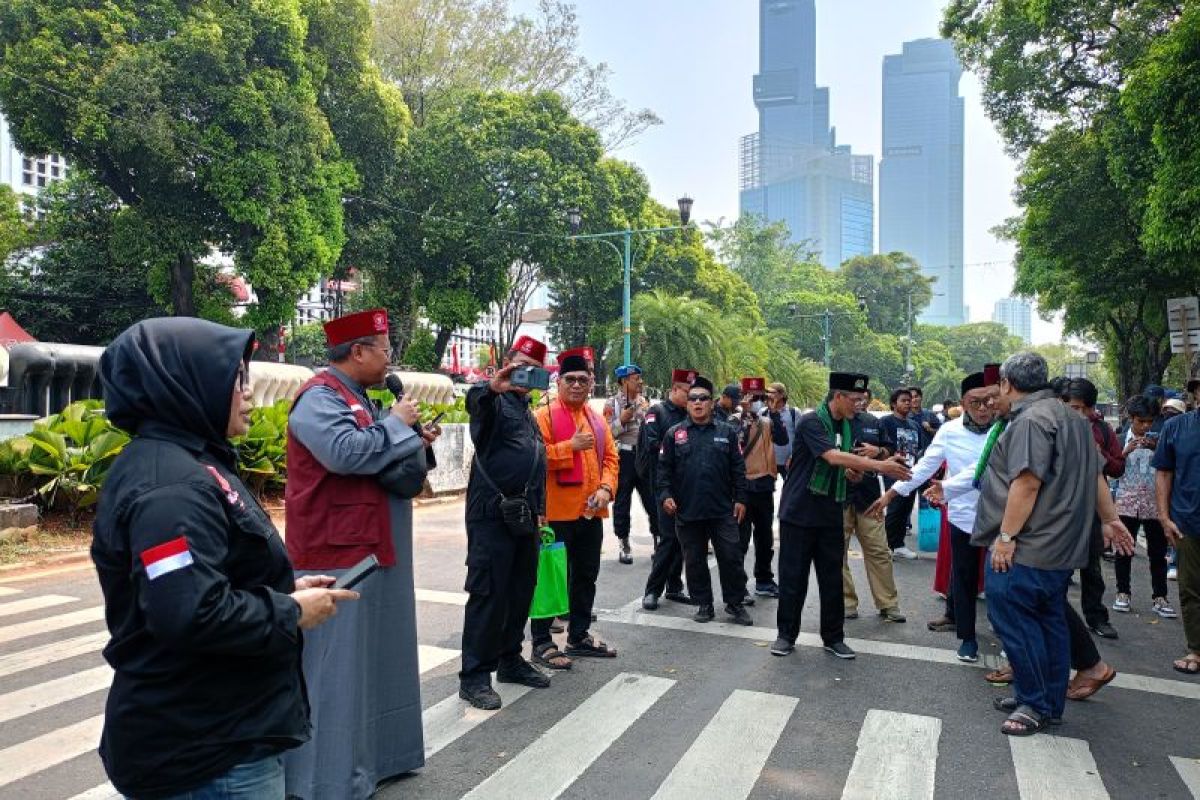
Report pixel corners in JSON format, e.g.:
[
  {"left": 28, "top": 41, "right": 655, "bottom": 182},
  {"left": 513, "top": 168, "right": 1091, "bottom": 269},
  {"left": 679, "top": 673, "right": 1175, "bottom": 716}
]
[{"left": 100, "top": 317, "right": 255, "bottom": 442}]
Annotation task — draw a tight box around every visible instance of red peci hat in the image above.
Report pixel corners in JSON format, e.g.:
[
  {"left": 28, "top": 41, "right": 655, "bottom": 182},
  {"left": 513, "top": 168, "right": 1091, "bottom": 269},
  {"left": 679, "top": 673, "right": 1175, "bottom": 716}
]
[
  {"left": 323, "top": 308, "right": 389, "bottom": 347},
  {"left": 983, "top": 363, "right": 1002, "bottom": 387},
  {"left": 741, "top": 377, "right": 766, "bottom": 394},
  {"left": 511, "top": 335, "right": 548, "bottom": 365},
  {"left": 671, "top": 369, "right": 698, "bottom": 386}
]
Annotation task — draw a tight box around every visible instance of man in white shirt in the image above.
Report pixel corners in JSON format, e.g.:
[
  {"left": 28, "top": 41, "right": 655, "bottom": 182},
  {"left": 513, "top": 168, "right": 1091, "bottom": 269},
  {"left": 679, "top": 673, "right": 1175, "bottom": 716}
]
[{"left": 870, "top": 370, "right": 997, "bottom": 663}]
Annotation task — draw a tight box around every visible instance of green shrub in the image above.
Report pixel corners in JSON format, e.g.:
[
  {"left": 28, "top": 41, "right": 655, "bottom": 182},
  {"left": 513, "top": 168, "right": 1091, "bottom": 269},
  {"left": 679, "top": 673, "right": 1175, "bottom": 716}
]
[{"left": 231, "top": 399, "right": 291, "bottom": 497}]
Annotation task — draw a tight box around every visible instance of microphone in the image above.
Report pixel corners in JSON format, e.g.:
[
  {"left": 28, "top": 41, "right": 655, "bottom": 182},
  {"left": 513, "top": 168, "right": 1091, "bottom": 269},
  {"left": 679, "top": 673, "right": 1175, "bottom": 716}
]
[{"left": 385, "top": 373, "right": 404, "bottom": 401}]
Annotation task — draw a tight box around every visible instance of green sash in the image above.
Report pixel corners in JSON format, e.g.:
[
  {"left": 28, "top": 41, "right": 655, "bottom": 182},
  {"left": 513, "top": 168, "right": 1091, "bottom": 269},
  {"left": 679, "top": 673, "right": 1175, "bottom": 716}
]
[
  {"left": 972, "top": 419, "right": 1007, "bottom": 488},
  {"left": 808, "top": 402, "right": 852, "bottom": 502}
]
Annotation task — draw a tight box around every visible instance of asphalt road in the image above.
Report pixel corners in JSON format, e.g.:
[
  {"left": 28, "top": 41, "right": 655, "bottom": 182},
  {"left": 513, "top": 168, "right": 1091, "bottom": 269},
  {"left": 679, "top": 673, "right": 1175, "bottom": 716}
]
[{"left": 0, "top": 496, "right": 1197, "bottom": 799}]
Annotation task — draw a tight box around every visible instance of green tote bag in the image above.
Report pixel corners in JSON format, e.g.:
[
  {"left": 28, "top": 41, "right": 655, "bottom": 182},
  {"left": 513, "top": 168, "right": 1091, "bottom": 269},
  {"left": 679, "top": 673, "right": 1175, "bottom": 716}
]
[{"left": 529, "top": 527, "right": 569, "bottom": 619}]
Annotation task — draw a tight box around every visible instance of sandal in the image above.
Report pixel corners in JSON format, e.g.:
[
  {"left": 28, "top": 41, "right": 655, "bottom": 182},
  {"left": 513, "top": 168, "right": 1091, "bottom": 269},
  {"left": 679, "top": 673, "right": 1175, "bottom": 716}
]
[
  {"left": 1173, "top": 654, "right": 1200, "bottom": 675},
  {"left": 1067, "top": 666, "right": 1116, "bottom": 700},
  {"left": 1001, "top": 705, "right": 1046, "bottom": 737},
  {"left": 994, "top": 697, "right": 1062, "bottom": 724},
  {"left": 985, "top": 665, "right": 1013, "bottom": 685},
  {"left": 564, "top": 636, "right": 618, "bottom": 658},
  {"left": 531, "top": 643, "right": 572, "bottom": 670}
]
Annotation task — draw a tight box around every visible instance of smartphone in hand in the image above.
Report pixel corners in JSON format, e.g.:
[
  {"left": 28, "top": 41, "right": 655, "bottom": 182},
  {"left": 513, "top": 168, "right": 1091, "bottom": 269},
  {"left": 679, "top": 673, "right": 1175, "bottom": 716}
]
[{"left": 332, "top": 555, "right": 380, "bottom": 591}]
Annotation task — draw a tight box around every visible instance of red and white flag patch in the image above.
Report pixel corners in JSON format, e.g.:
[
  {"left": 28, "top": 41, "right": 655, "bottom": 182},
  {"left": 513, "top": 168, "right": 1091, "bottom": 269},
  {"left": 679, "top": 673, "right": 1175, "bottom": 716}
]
[
  {"left": 674, "top": 428, "right": 688, "bottom": 444},
  {"left": 141, "top": 536, "right": 194, "bottom": 580}
]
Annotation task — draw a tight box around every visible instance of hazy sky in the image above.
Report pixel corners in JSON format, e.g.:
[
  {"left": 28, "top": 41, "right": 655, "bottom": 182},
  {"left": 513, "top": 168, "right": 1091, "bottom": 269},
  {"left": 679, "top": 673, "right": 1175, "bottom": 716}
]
[{"left": 543, "top": 0, "right": 1062, "bottom": 342}]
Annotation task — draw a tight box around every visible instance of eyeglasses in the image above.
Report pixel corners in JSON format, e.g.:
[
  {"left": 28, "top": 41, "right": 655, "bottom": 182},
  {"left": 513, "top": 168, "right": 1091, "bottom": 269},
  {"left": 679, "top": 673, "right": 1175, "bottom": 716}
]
[
  {"left": 236, "top": 368, "right": 249, "bottom": 391},
  {"left": 560, "top": 375, "right": 591, "bottom": 386},
  {"left": 687, "top": 393, "right": 712, "bottom": 402},
  {"left": 359, "top": 342, "right": 394, "bottom": 359},
  {"left": 965, "top": 398, "right": 990, "bottom": 409}
]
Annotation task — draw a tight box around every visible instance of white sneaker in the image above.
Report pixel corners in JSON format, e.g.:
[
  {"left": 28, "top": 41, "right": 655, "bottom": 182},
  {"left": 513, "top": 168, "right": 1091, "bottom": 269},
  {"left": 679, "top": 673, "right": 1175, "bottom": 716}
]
[
  {"left": 1168, "top": 566, "right": 1178, "bottom": 581},
  {"left": 892, "top": 546, "right": 918, "bottom": 560},
  {"left": 1153, "top": 597, "right": 1178, "bottom": 619},
  {"left": 1113, "top": 593, "right": 1131, "bottom": 613}
]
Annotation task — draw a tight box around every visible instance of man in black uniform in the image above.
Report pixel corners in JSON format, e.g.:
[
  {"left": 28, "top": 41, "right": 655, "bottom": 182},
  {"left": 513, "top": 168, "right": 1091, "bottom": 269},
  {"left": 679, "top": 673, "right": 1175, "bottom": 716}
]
[
  {"left": 715, "top": 383, "right": 741, "bottom": 423},
  {"left": 772, "top": 373, "right": 912, "bottom": 660},
  {"left": 657, "top": 376, "right": 753, "bottom": 625},
  {"left": 459, "top": 335, "right": 551, "bottom": 710},
  {"left": 639, "top": 368, "right": 698, "bottom": 609}
]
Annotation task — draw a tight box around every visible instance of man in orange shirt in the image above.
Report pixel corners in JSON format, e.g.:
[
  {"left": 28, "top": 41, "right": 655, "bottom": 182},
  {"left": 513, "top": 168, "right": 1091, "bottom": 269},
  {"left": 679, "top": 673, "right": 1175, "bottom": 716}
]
[{"left": 531, "top": 351, "right": 620, "bottom": 668}]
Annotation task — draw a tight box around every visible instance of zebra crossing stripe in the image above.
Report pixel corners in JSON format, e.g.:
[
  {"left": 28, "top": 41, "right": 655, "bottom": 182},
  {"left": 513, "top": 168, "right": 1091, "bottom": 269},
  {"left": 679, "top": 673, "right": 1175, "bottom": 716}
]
[
  {"left": 650, "top": 689, "right": 797, "bottom": 800},
  {"left": 0, "top": 714, "right": 104, "bottom": 789},
  {"left": 416, "top": 644, "right": 459, "bottom": 674},
  {"left": 414, "top": 588, "right": 468, "bottom": 606},
  {"left": 0, "top": 586, "right": 22, "bottom": 597},
  {"left": 0, "top": 664, "right": 111, "bottom": 725},
  {"left": 841, "top": 710, "right": 940, "bottom": 800},
  {"left": 0, "top": 606, "right": 106, "bottom": 645},
  {"left": 0, "top": 631, "right": 108, "bottom": 679},
  {"left": 461, "top": 672, "right": 675, "bottom": 800},
  {"left": 66, "top": 782, "right": 118, "bottom": 800},
  {"left": 422, "top": 681, "right": 533, "bottom": 759},
  {"left": 1170, "top": 756, "right": 1200, "bottom": 798},
  {"left": 0, "top": 594, "right": 73, "bottom": 616},
  {"left": 1009, "top": 734, "right": 1110, "bottom": 799}
]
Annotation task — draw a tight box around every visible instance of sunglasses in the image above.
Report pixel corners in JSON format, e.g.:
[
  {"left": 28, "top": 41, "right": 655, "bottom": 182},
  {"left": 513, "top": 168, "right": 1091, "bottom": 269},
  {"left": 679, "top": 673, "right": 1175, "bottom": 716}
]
[{"left": 687, "top": 393, "right": 712, "bottom": 402}]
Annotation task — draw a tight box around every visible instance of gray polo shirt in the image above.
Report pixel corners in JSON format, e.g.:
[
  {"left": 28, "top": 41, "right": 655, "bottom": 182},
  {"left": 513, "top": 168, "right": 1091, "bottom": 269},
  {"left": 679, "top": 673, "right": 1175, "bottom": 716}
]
[{"left": 972, "top": 389, "right": 1099, "bottom": 570}]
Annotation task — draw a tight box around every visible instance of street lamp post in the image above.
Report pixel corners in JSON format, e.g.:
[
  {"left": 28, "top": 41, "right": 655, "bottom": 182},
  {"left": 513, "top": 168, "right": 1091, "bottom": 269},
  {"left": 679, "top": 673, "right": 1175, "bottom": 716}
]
[
  {"left": 567, "top": 196, "right": 694, "bottom": 365},
  {"left": 788, "top": 298, "right": 867, "bottom": 369}
]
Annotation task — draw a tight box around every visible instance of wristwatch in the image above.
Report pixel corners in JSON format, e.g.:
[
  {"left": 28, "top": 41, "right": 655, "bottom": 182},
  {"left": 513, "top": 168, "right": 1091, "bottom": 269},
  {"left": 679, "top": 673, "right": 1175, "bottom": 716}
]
[{"left": 999, "top": 532, "right": 1016, "bottom": 544}]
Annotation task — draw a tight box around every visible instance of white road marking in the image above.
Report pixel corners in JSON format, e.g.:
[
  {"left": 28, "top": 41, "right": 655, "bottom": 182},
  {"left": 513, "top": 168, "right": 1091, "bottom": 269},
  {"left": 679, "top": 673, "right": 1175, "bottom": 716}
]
[
  {"left": 1009, "top": 734, "right": 1110, "bottom": 799},
  {"left": 0, "top": 586, "right": 22, "bottom": 597},
  {"left": 841, "top": 710, "right": 941, "bottom": 800},
  {"left": 65, "top": 781, "right": 119, "bottom": 800},
  {"left": 422, "top": 681, "right": 533, "bottom": 759},
  {"left": 461, "top": 672, "right": 675, "bottom": 799},
  {"left": 0, "top": 631, "right": 108, "bottom": 679},
  {"left": 414, "top": 587, "right": 468, "bottom": 606},
  {"left": 1170, "top": 755, "right": 1200, "bottom": 799},
  {"left": 0, "top": 664, "right": 111, "bottom": 725},
  {"left": 0, "top": 714, "right": 104, "bottom": 789},
  {"left": 417, "top": 644, "right": 459, "bottom": 674},
  {"left": 0, "top": 605, "right": 105, "bottom": 645},
  {"left": 650, "top": 689, "right": 797, "bottom": 800},
  {"left": 0, "top": 594, "right": 76, "bottom": 617}
]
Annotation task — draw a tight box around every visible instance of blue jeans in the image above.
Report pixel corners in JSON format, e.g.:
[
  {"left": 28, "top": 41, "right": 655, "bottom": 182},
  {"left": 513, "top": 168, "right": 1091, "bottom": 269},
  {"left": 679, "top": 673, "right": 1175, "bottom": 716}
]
[
  {"left": 985, "top": 559, "right": 1072, "bottom": 720},
  {"left": 142, "top": 755, "right": 284, "bottom": 800}
]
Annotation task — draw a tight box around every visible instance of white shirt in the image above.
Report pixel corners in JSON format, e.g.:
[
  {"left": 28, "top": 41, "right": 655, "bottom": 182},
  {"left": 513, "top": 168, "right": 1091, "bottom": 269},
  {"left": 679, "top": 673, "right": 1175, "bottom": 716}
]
[{"left": 891, "top": 416, "right": 991, "bottom": 532}]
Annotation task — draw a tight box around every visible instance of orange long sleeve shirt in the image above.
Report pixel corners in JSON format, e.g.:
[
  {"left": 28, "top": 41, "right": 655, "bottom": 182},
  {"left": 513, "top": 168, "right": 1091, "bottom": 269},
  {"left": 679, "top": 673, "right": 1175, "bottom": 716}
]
[{"left": 535, "top": 400, "right": 620, "bottom": 523}]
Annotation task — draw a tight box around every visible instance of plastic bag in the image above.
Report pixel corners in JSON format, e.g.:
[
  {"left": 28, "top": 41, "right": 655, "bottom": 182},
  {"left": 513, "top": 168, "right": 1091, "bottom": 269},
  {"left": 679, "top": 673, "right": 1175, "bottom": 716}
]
[{"left": 529, "top": 527, "right": 569, "bottom": 619}]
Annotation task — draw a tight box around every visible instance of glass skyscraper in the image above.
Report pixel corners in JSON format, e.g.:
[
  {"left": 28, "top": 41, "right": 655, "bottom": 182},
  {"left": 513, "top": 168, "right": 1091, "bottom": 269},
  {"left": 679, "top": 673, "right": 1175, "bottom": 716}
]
[
  {"left": 739, "top": 0, "right": 874, "bottom": 269},
  {"left": 879, "top": 38, "right": 965, "bottom": 326},
  {"left": 993, "top": 297, "right": 1033, "bottom": 344}
]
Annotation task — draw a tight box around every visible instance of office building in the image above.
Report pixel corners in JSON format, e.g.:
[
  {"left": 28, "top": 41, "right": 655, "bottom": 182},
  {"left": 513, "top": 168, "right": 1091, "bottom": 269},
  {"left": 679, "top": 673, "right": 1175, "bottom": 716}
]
[
  {"left": 0, "top": 111, "right": 69, "bottom": 212},
  {"left": 738, "top": 0, "right": 874, "bottom": 269},
  {"left": 880, "top": 38, "right": 965, "bottom": 326},
  {"left": 993, "top": 296, "right": 1032, "bottom": 344}
]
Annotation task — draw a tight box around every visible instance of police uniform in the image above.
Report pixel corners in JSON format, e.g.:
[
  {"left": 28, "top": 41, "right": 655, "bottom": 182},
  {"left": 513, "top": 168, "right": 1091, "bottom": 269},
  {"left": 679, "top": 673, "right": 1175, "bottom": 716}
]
[
  {"left": 605, "top": 364, "right": 657, "bottom": 555},
  {"left": 656, "top": 376, "right": 750, "bottom": 621},
  {"left": 638, "top": 369, "right": 697, "bottom": 605},
  {"left": 459, "top": 337, "right": 549, "bottom": 706}
]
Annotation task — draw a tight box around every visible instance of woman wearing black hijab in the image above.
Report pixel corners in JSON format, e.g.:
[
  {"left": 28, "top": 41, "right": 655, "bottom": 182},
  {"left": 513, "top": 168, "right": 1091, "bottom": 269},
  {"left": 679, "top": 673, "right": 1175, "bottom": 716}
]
[{"left": 92, "top": 318, "right": 356, "bottom": 800}]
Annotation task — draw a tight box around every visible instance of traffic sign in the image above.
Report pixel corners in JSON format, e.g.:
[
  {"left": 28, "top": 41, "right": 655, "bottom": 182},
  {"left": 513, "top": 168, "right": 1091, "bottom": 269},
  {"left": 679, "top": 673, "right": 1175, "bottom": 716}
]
[{"left": 1167, "top": 297, "right": 1200, "bottom": 355}]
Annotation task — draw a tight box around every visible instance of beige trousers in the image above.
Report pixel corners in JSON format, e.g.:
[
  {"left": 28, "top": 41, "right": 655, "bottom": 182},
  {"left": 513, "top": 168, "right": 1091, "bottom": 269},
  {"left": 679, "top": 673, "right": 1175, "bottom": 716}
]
[{"left": 843, "top": 505, "right": 900, "bottom": 612}]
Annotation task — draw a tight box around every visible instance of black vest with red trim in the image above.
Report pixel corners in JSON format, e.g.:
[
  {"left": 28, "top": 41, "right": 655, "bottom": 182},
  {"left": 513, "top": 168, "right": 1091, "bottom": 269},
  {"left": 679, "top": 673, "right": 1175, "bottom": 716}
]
[{"left": 285, "top": 371, "right": 394, "bottom": 568}]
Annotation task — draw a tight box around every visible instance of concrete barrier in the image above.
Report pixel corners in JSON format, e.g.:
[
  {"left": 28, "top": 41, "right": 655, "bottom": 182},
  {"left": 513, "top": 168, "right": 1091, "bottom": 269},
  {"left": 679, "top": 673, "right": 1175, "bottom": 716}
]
[
  {"left": 6, "top": 343, "right": 104, "bottom": 417},
  {"left": 427, "top": 423, "right": 474, "bottom": 494},
  {"left": 248, "top": 362, "right": 314, "bottom": 407}
]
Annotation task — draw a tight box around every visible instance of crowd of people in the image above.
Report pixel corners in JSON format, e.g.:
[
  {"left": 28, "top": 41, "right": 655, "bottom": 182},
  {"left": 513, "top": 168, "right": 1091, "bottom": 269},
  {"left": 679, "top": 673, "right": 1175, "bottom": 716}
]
[{"left": 86, "top": 309, "right": 1199, "bottom": 798}]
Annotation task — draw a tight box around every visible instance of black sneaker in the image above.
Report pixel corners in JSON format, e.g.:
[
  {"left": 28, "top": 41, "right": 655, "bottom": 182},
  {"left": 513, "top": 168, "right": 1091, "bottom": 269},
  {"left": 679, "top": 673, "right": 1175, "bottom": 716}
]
[
  {"left": 754, "top": 582, "right": 780, "bottom": 598},
  {"left": 770, "top": 637, "right": 794, "bottom": 656},
  {"left": 665, "top": 591, "right": 697, "bottom": 605},
  {"left": 618, "top": 538, "right": 633, "bottom": 564},
  {"left": 741, "top": 592, "right": 756, "bottom": 607},
  {"left": 726, "top": 604, "right": 753, "bottom": 626},
  {"left": 1089, "top": 621, "right": 1119, "bottom": 640},
  {"left": 642, "top": 593, "right": 659, "bottom": 610},
  {"left": 693, "top": 604, "right": 715, "bottom": 623},
  {"left": 459, "top": 684, "right": 502, "bottom": 710},
  {"left": 496, "top": 659, "right": 551, "bottom": 688},
  {"left": 824, "top": 641, "right": 856, "bottom": 660}
]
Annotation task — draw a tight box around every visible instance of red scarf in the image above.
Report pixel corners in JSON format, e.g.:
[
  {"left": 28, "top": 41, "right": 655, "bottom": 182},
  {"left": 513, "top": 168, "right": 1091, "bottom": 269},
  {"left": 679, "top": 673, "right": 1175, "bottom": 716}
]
[{"left": 551, "top": 399, "right": 606, "bottom": 485}]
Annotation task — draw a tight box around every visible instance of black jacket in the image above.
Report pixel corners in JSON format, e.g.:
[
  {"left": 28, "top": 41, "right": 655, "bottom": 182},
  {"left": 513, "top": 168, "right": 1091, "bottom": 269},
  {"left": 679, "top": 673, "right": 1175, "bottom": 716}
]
[
  {"left": 93, "top": 318, "right": 307, "bottom": 799},
  {"left": 635, "top": 398, "right": 688, "bottom": 483},
  {"left": 656, "top": 417, "right": 747, "bottom": 521},
  {"left": 465, "top": 383, "right": 547, "bottom": 521}
]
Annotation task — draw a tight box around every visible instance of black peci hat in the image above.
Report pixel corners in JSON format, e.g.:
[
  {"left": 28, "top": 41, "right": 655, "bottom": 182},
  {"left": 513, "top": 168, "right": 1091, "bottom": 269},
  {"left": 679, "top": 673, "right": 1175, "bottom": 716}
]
[
  {"left": 961, "top": 371, "right": 986, "bottom": 395},
  {"left": 692, "top": 376, "right": 715, "bottom": 396},
  {"left": 829, "top": 372, "right": 869, "bottom": 392}
]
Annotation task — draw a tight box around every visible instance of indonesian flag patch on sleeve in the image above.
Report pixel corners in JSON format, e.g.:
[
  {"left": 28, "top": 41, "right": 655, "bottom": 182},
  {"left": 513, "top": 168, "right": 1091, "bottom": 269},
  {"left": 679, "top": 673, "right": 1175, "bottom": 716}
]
[{"left": 141, "top": 536, "right": 194, "bottom": 580}]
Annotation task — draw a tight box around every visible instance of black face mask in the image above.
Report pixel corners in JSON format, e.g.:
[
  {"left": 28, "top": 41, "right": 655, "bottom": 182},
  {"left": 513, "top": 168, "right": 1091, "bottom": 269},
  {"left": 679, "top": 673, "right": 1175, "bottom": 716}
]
[{"left": 963, "top": 414, "right": 994, "bottom": 435}]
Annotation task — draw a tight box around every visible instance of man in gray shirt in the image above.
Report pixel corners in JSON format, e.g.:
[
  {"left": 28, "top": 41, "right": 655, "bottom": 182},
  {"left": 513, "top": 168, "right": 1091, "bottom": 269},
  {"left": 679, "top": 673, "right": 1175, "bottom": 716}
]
[{"left": 974, "top": 352, "right": 1133, "bottom": 736}]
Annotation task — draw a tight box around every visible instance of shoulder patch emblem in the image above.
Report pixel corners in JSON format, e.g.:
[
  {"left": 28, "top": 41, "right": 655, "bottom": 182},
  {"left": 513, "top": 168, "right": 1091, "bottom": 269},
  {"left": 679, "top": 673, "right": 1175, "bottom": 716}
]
[
  {"left": 674, "top": 428, "right": 688, "bottom": 444},
  {"left": 205, "top": 465, "right": 243, "bottom": 509}
]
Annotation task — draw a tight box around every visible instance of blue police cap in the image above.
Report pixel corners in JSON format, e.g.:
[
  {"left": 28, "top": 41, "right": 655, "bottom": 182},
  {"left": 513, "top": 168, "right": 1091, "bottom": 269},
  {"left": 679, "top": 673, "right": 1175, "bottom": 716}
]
[{"left": 614, "top": 363, "right": 643, "bottom": 380}]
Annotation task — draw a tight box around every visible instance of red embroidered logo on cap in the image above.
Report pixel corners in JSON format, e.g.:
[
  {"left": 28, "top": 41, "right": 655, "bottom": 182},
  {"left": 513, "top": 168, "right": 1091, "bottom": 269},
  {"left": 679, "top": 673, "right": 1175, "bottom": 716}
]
[{"left": 373, "top": 312, "right": 387, "bottom": 331}]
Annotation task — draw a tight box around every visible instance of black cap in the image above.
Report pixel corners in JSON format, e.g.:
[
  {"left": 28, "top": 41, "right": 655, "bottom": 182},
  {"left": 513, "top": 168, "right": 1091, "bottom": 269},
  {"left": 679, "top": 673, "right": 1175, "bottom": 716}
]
[
  {"left": 961, "top": 371, "right": 986, "bottom": 395},
  {"left": 558, "top": 355, "right": 589, "bottom": 375},
  {"left": 722, "top": 383, "right": 742, "bottom": 401},
  {"left": 692, "top": 376, "right": 715, "bottom": 395},
  {"left": 829, "top": 372, "right": 869, "bottom": 392},
  {"left": 1188, "top": 379, "right": 1200, "bottom": 395}
]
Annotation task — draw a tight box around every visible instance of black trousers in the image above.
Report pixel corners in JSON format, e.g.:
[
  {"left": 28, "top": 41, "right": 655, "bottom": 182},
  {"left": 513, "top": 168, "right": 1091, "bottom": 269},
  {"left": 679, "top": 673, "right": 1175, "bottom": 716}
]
[
  {"left": 776, "top": 522, "right": 844, "bottom": 646},
  {"left": 1066, "top": 601, "right": 1101, "bottom": 671},
  {"left": 645, "top": 504, "right": 685, "bottom": 596},
  {"left": 1080, "top": 519, "right": 1110, "bottom": 627},
  {"left": 676, "top": 517, "right": 747, "bottom": 606},
  {"left": 738, "top": 490, "right": 776, "bottom": 584},
  {"left": 948, "top": 524, "right": 983, "bottom": 642},
  {"left": 884, "top": 490, "right": 916, "bottom": 550},
  {"left": 531, "top": 517, "right": 603, "bottom": 647},
  {"left": 1116, "top": 516, "right": 1169, "bottom": 598},
  {"left": 459, "top": 517, "right": 539, "bottom": 687},
  {"left": 613, "top": 448, "right": 658, "bottom": 540}
]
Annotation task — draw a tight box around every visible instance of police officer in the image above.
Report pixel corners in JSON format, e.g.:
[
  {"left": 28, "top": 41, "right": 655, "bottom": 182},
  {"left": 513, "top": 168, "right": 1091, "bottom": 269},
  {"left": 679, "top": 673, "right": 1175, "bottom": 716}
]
[
  {"left": 605, "top": 363, "right": 655, "bottom": 564},
  {"left": 639, "top": 368, "right": 698, "bottom": 609},
  {"left": 657, "top": 376, "right": 752, "bottom": 625},
  {"left": 459, "top": 335, "right": 551, "bottom": 710}
]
